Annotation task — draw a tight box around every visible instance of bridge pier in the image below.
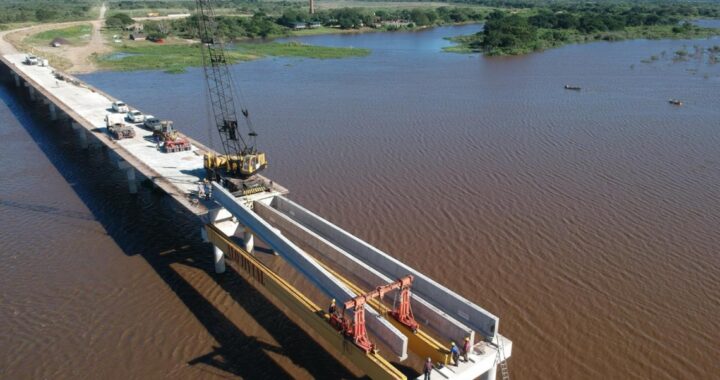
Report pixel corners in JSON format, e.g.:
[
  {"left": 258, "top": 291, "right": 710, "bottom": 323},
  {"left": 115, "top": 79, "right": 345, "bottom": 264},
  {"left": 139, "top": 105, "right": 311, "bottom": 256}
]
[
  {"left": 125, "top": 167, "right": 137, "bottom": 194},
  {"left": 480, "top": 364, "right": 497, "bottom": 380},
  {"left": 27, "top": 84, "right": 36, "bottom": 101},
  {"left": 48, "top": 103, "right": 57, "bottom": 120},
  {"left": 243, "top": 228, "right": 254, "bottom": 253},
  {"left": 71, "top": 122, "right": 88, "bottom": 149},
  {"left": 13, "top": 72, "right": 20, "bottom": 87},
  {"left": 116, "top": 158, "right": 138, "bottom": 194},
  {"left": 213, "top": 245, "right": 225, "bottom": 273}
]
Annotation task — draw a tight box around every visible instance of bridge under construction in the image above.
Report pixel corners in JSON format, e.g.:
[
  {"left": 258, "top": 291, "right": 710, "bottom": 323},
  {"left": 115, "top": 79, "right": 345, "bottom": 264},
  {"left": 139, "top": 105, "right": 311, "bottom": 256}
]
[{"left": 0, "top": 52, "right": 512, "bottom": 379}]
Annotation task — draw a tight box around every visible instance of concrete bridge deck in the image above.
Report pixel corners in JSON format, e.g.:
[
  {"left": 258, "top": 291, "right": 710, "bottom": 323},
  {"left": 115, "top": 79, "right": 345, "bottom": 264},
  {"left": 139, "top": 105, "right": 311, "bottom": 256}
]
[{"left": 1, "top": 51, "right": 511, "bottom": 380}]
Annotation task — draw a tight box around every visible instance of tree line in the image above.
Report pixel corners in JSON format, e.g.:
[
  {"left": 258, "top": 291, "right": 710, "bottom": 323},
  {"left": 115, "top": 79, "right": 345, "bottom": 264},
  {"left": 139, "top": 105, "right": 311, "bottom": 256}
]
[{"left": 474, "top": 2, "right": 720, "bottom": 55}]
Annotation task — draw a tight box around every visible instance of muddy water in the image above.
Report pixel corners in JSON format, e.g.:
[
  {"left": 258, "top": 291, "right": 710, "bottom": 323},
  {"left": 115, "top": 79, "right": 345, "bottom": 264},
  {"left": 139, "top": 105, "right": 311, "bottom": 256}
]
[{"left": 3, "top": 24, "right": 720, "bottom": 378}]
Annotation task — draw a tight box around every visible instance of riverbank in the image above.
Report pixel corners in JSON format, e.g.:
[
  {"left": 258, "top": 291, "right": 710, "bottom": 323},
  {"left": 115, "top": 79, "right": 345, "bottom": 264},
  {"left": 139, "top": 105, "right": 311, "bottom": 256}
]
[{"left": 446, "top": 23, "right": 720, "bottom": 55}]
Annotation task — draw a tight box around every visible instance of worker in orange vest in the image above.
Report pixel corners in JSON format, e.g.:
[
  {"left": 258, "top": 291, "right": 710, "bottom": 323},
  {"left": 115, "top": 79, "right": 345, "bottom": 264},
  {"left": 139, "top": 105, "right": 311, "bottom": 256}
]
[{"left": 328, "top": 299, "right": 337, "bottom": 315}]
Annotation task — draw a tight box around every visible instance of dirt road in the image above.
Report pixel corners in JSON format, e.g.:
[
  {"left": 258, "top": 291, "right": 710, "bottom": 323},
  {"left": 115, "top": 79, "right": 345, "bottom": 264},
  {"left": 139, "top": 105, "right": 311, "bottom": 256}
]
[{"left": 0, "top": 3, "right": 188, "bottom": 73}]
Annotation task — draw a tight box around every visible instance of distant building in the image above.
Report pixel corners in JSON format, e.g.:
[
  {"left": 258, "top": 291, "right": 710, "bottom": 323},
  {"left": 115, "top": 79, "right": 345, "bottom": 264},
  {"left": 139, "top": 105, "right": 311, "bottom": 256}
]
[
  {"left": 290, "top": 22, "right": 307, "bottom": 30},
  {"left": 308, "top": 22, "right": 322, "bottom": 29},
  {"left": 382, "top": 20, "right": 411, "bottom": 28},
  {"left": 129, "top": 32, "right": 146, "bottom": 41},
  {"left": 125, "top": 23, "right": 144, "bottom": 32}
]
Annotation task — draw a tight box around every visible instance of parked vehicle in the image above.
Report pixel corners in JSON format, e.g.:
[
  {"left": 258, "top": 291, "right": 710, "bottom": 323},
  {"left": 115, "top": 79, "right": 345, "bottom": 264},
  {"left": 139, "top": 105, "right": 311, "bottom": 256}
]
[
  {"left": 105, "top": 113, "right": 125, "bottom": 127},
  {"left": 111, "top": 101, "right": 129, "bottom": 113},
  {"left": 108, "top": 123, "right": 136, "bottom": 140},
  {"left": 24, "top": 55, "right": 39, "bottom": 65},
  {"left": 144, "top": 116, "right": 161, "bottom": 130},
  {"left": 126, "top": 110, "right": 145, "bottom": 123}
]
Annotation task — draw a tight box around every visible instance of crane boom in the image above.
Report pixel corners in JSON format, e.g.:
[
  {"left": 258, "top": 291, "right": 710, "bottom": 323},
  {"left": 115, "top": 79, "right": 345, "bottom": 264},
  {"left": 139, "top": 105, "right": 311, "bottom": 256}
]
[{"left": 196, "top": 0, "right": 267, "bottom": 187}]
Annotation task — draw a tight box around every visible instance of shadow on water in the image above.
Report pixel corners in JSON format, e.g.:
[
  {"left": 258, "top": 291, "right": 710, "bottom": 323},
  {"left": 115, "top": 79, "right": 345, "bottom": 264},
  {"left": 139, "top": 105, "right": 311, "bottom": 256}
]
[{"left": 0, "top": 79, "right": 361, "bottom": 379}]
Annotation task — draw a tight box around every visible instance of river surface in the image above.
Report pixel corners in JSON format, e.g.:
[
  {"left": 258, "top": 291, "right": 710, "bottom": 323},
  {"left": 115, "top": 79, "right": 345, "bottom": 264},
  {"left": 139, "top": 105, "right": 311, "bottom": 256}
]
[{"left": 2, "top": 24, "right": 720, "bottom": 379}]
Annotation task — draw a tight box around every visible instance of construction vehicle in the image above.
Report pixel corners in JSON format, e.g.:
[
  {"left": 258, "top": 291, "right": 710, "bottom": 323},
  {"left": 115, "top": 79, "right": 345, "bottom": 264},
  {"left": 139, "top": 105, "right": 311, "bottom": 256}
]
[
  {"left": 195, "top": 0, "right": 268, "bottom": 195},
  {"left": 153, "top": 120, "right": 192, "bottom": 153},
  {"left": 330, "top": 275, "right": 419, "bottom": 353},
  {"left": 105, "top": 113, "right": 136, "bottom": 140}
]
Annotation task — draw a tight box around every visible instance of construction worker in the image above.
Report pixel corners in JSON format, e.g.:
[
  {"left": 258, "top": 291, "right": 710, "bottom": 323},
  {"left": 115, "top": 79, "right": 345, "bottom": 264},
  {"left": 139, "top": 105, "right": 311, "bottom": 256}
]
[
  {"left": 197, "top": 182, "right": 205, "bottom": 200},
  {"left": 462, "top": 337, "right": 471, "bottom": 362},
  {"left": 450, "top": 342, "right": 460, "bottom": 366},
  {"left": 423, "top": 357, "right": 433, "bottom": 380},
  {"left": 203, "top": 179, "right": 212, "bottom": 200},
  {"left": 328, "top": 299, "right": 337, "bottom": 315}
]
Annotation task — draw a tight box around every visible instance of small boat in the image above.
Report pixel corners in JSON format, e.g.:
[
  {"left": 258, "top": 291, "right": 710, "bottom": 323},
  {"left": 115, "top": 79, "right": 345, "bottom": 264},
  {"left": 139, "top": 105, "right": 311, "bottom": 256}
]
[
  {"left": 564, "top": 85, "right": 581, "bottom": 91},
  {"left": 669, "top": 99, "right": 683, "bottom": 106}
]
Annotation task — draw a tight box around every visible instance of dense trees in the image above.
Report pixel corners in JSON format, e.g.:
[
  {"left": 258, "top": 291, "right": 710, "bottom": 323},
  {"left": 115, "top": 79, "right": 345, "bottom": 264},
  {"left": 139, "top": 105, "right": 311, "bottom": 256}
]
[
  {"left": 472, "top": 2, "right": 720, "bottom": 55},
  {"left": 105, "top": 13, "right": 134, "bottom": 29},
  {"left": 170, "top": 13, "right": 283, "bottom": 39},
  {"left": 0, "top": 1, "right": 93, "bottom": 24}
]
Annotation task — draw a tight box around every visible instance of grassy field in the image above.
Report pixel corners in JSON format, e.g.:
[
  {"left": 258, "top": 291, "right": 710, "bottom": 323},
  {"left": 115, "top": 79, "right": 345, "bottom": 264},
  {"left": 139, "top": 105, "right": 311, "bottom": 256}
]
[
  {"left": 95, "top": 40, "right": 370, "bottom": 73},
  {"left": 236, "top": 41, "right": 370, "bottom": 59},
  {"left": 289, "top": 26, "right": 380, "bottom": 36},
  {"left": 26, "top": 24, "right": 93, "bottom": 46}
]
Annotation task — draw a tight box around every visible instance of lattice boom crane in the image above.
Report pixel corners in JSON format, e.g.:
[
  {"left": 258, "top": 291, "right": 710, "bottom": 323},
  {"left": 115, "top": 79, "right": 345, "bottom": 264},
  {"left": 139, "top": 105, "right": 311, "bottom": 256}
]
[{"left": 196, "top": 0, "right": 268, "bottom": 192}]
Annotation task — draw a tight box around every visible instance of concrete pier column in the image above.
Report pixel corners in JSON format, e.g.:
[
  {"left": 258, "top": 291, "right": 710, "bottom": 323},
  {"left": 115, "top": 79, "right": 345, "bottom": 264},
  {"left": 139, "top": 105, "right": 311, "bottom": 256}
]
[
  {"left": 71, "top": 122, "right": 88, "bottom": 149},
  {"left": 243, "top": 228, "right": 254, "bottom": 253},
  {"left": 13, "top": 73, "right": 20, "bottom": 87},
  {"left": 126, "top": 167, "right": 137, "bottom": 194},
  {"left": 27, "top": 85, "right": 36, "bottom": 101},
  {"left": 48, "top": 103, "right": 57, "bottom": 120},
  {"left": 480, "top": 364, "right": 497, "bottom": 380},
  {"left": 200, "top": 227, "right": 209, "bottom": 242},
  {"left": 213, "top": 245, "right": 225, "bottom": 273}
]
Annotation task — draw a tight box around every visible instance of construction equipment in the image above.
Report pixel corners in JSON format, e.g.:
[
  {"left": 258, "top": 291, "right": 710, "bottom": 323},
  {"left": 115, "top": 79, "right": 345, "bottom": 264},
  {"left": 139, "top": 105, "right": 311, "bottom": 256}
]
[
  {"left": 195, "top": 0, "right": 268, "bottom": 192},
  {"left": 105, "top": 113, "right": 135, "bottom": 140},
  {"left": 331, "top": 275, "right": 419, "bottom": 353},
  {"left": 153, "top": 120, "right": 192, "bottom": 153}
]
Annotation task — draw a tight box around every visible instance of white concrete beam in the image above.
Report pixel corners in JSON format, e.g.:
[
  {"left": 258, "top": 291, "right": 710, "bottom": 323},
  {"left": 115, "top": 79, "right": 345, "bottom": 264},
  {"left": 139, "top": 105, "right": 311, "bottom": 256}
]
[
  {"left": 273, "top": 196, "right": 500, "bottom": 342},
  {"left": 255, "top": 200, "right": 474, "bottom": 346},
  {"left": 212, "top": 182, "right": 409, "bottom": 360}
]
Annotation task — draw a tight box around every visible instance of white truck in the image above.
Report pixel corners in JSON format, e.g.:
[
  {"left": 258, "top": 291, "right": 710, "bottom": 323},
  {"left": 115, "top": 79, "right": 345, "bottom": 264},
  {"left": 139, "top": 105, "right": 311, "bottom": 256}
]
[{"left": 105, "top": 113, "right": 135, "bottom": 140}]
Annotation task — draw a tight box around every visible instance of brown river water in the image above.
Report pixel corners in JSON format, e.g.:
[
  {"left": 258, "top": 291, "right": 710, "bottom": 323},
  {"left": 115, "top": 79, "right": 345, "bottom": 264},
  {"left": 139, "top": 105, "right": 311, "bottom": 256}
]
[{"left": 1, "top": 24, "right": 719, "bottom": 379}]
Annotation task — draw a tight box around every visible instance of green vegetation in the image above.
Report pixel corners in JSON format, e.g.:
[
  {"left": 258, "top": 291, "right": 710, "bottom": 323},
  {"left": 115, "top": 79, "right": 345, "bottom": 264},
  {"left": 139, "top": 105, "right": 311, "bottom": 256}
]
[
  {"left": 26, "top": 24, "right": 93, "bottom": 46},
  {"left": 0, "top": 1, "right": 96, "bottom": 25},
  {"left": 236, "top": 41, "right": 370, "bottom": 59},
  {"left": 447, "top": 2, "right": 720, "bottom": 56},
  {"left": 95, "top": 43, "right": 253, "bottom": 73},
  {"left": 95, "top": 40, "right": 369, "bottom": 73},
  {"left": 105, "top": 12, "right": 135, "bottom": 29},
  {"left": 277, "top": 6, "right": 485, "bottom": 30}
]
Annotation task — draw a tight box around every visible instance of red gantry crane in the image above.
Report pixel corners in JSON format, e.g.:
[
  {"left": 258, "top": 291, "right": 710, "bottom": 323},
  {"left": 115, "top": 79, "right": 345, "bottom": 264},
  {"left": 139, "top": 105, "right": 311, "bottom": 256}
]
[{"left": 330, "top": 275, "right": 419, "bottom": 353}]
